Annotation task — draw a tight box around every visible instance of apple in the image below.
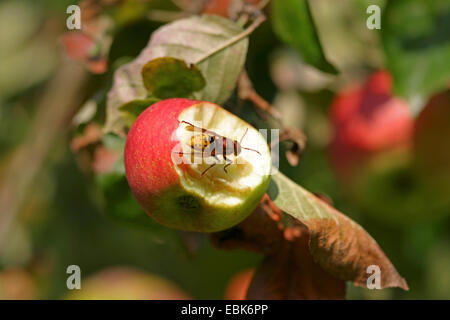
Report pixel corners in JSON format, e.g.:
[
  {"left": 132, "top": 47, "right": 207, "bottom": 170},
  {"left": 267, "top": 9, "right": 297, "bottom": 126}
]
[
  {"left": 327, "top": 70, "right": 436, "bottom": 225},
  {"left": 124, "top": 98, "right": 272, "bottom": 232},
  {"left": 329, "top": 70, "right": 413, "bottom": 185},
  {"left": 65, "top": 267, "right": 189, "bottom": 300}
]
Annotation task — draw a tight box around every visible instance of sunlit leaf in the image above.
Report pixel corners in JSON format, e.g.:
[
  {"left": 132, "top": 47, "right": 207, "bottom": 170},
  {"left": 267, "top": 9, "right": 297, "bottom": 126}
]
[
  {"left": 105, "top": 14, "right": 251, "bottom": 133},
  {"left": 271, "top": 0, "right": 337, "bottom": 74}
]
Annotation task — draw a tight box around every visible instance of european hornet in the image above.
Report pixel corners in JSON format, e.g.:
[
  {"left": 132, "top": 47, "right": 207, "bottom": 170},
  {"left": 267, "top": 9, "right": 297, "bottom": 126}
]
[{"left": 175, "top": 120, "right": 261, "bottom": 176}]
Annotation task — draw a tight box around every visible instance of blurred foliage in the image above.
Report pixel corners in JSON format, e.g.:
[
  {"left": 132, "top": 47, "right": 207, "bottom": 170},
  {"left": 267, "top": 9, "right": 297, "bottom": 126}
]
[
  {"left": 382, "top": 0, "right": 450, "bottom": 108},
  {"left": 0, "top": 0, "right": 449, "bottom": 300},
  {"left": 271, "top": 0, "right": 337, "bottom": 74}
]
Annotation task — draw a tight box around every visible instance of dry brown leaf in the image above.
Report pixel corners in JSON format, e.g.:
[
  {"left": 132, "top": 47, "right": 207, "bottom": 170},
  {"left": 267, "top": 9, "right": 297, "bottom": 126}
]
[
  {"left": 212, "top": 195, "right": 347, "bottom": 299},
  {"left": 279, "top": 128, "right": 307, "bottom": 166},
  {"left": 247, "top": 227, "right": 346, "bottom": 300},
  {"left": 211, "top": 206, "right": 283, "bottom": 255},
  {"left": 271, "top": 172, "right": 409, "bottom": 290}
]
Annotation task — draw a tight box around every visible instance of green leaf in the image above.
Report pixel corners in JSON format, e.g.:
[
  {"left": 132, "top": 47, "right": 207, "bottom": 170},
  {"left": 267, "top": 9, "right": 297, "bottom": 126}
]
[
  {"left": 268, "top": 171, "right": 408, "bottom": 290},
  {"left": 105, "top": 14, "right": 256, "bottom": 134},
  {"left": 141, "top": 57, "right": 206, "bottom": 99},
  {"left": 143, "top": 14, "right": 254, "bottom": 104},
  {"left": 271, "top": 0, "right": 337, "bottom": 74},
  {"left": 382, "top": 0, "right": 450, "bottom": 103},
  {"left": 119, "top": 97, "right": 160, "bottom": 125}
]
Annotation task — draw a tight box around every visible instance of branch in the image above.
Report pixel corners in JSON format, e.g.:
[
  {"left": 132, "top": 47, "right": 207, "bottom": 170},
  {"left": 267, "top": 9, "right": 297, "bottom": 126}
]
[
  {"left": 194, "top": 15, "right": 266, "bottom": 64},
  {"left": 238, "top": 71, "right": 308, "bottom": 165},
  {"left": 0, "top": 58, "right": 88, "bottom": 242},
  {"left": 238, "top": 71, "right": 282, "bottom": 122}
]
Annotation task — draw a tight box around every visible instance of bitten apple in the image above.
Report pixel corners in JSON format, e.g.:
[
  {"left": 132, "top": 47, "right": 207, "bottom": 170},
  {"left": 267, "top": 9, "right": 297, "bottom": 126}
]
[{"left": 124, "top": 98, "right": 272, "bottom": 232}]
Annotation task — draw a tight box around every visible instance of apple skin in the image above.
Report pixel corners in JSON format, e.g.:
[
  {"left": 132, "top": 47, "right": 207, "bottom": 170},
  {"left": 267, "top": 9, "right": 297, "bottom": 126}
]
[
  {"left": 125, "top": 98, "right": 194, "bottom": 196},
  {"left": 125, "top": 98, "right": 270, "bottom": 232}
]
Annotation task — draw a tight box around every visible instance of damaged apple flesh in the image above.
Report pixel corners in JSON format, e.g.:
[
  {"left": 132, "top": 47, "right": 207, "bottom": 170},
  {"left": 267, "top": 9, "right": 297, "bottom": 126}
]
[{"left": 125, "top": 98, "right": 272, "bottom": 232}]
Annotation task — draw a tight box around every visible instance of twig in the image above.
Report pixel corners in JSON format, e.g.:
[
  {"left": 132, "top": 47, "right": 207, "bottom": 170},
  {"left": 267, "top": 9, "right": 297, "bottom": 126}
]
[
  {"left": 238, "top": 71, "right": 308, "bottom": 163},
  {"left": 238, "top": 71, "right": 282, "bottom": 122},
  {"left": 236, "top": 0, "right": 268, "bottom": 26},
  {"left": 194, "top": 14, "right": 266, "bottom": 65},
  {"left": 0, "top": 58, "right": 88, "bottom": 243},
  {"left": 256, "top": 0, "right": 271, "bottom": 10}
]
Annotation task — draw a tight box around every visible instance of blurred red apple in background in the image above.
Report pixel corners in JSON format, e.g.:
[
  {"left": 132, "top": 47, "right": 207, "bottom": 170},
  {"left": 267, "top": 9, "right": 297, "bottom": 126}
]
[
  {"left": 327, "top": 71, "right": 450, "bottom": 225},
  {"left": 329, "top": 70, "right": 413, "bottom": 184}
]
